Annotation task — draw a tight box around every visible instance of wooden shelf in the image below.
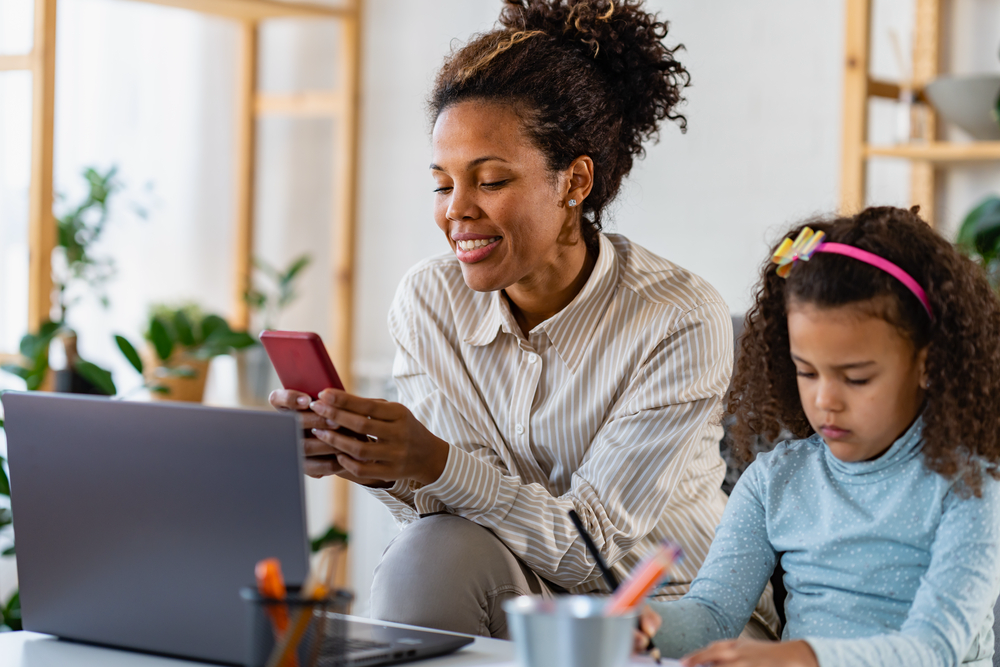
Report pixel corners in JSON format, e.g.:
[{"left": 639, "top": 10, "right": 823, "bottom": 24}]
[
  {"left": 867, "top": 77, "right": 929, "bottom": 104},
  {"left": 866, "top": 141, "right": 1000, "bottom": 163},
  {"left": 256, "top": 91, "right": 341, "bottom": 116},
  {"left": 13, "top": 0, "right": 361, "bottom": 576},
  {"left": 125, "top": 0, "right": 351, "bottom": 21},
  {"left": 840, "top": 0, "right": 998, "bottom": 225},
  {"left": 0, "top": 54, "right": 32, "bottom": 71}
]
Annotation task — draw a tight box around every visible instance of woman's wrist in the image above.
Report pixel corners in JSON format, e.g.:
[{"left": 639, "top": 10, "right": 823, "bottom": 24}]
[{"left": 412, "top": 435, "right": 450, "bottom": 486}]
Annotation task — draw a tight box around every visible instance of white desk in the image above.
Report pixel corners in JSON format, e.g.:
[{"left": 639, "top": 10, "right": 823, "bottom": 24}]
[
  {"left": 0, "top": 623, "right": 516, "bottom": 666},
  {"left": 0, "top": 623, "right": 669, "bottom": 666}
]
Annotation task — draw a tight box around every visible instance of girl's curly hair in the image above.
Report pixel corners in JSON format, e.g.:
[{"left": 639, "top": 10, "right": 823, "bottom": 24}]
[
  {"left": 430, "top": 0, "right": 689, "bottom": 253},
  {"left": 728, "top": 205, "right": 1000, "bottom": 497}
]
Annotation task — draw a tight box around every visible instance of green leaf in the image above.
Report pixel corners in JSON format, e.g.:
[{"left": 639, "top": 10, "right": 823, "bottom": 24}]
[
  {"left": 199, "top": 315, "right": 229, "bottom": 342},
  {"left": 24, "top": 371, "right": 46, "bottom": 392},
  {"left": 74, "top": 360, "right": 116, "bottom": 396},
  {"left": 253, "top": 257, "right": 283, "bottom": 282},
  {"left": 115, "top": 335, "right": 144, "bottom": 374},
  {"left": 150, "top": 384, "right": 171, "bottom": 395},
  {"left": 174, "top": 310, "right": 195, "bottom": 347},
  {"left": 1, "top": 546, "right": 14, "bottom": 557},
  {"left": 19, "top": 334, "right": 42, "bottom": 361},
  {"left": 244, "top": 289, "right": 267, "bottom": 310},
  {"left": 149, "top": 317, "right": 174, "bottom": 362},
  {"left": 994, "top": 88, "right": 1000, "bottom": 130},
  {"left": 3, "top": 591, "right": 21, "bottom": 631},
  {"left": 0, "top": 508, "right": 11, "bottom": 530},
  {"left": 310, "top": 525, "right": 349, "bottom": 552},
  {"left": 38, "top": 320, "right": 62, "bottom": 340},
  {"left": 1, "top": 364, "right": 31, "bottom": 381},
  {"left": 165, "top": 366, "right": 198, "bottom": 379},
  {"left": 0, "top": 460, "right": 9, "bottom": 497},
  {"left": 280, "top": 255, "right": 311, "bottom": 287},
  {"left": 957, "top": 196, "right": 1000, "bottom": 262},
  {"left": 201, "top": 331, "right": 257, "bottom": 358}
]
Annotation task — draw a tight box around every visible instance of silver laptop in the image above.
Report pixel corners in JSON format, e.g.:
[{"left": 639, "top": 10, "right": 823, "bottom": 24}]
[{"left": 1, "top": 392, "right": 472, "bottom": 666}]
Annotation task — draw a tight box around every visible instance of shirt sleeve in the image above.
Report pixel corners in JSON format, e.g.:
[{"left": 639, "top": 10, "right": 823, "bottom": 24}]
[
  {"left": 804, "top": 479, "right": 1000, "bottom": 667},
  {"left": 387, "top": 290, "right": 735, "bottom": 590},
  {"left": 648, "top": 462, "right": 777, "bottom": 657}
]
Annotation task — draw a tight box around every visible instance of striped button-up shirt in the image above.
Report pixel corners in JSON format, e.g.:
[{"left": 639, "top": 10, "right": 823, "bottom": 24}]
[{"left": 369, "top": 233, "right": 777, "bottom": 628}]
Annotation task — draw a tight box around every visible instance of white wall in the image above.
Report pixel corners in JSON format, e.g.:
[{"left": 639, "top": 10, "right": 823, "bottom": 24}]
[{"left": 0, "top": 0, "right": 998, "bottom": 616}]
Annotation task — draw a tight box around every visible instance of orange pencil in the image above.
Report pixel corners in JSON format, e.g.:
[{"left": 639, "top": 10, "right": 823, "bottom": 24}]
[
  {"left": 255, "top": 558, "right": 298, "bottom": 667},
  {"left": 604, "top": 542, "right": 682, "bottom": 616}
]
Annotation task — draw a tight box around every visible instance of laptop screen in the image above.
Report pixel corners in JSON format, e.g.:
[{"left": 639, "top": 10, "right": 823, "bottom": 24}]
[{"left": 2, "top": 392, "right": 310, "bottom": 665}]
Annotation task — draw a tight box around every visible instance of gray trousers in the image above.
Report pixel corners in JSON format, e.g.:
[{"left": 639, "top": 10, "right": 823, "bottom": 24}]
[{"left": 369, "top": 514, "right": 559, "bottom": 638}]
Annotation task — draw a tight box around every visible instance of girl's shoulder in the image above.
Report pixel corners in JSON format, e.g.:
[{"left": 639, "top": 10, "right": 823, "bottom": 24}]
[
  {"left": 752, "top": 433, "right": 826, "bottom": 472},
  {"left": 735, "top": 434, "right": 829, "bottom": 492}
]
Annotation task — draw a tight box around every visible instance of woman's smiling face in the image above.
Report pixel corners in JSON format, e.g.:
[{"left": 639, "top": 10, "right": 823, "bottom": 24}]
[{"left": 430, "top": 100, "right": 581, "bottom": 294}]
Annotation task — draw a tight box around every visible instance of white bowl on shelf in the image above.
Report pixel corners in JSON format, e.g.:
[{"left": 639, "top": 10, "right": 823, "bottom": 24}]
[{"left": 923, "top": 74, "right": 1000, "bottom": 141}]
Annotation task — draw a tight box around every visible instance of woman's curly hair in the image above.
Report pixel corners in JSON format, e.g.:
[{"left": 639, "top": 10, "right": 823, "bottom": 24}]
[
  {"left": 430, "top": 0, "right": 689, "bottom": 252},
  {"left": 728, "top": 205, "right": 1000, "bottom": 497}
]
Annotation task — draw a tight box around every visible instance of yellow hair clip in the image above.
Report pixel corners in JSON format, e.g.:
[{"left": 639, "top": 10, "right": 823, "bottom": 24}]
[{"left": 772, "top": 227, "right": 826, "bottom": 278}]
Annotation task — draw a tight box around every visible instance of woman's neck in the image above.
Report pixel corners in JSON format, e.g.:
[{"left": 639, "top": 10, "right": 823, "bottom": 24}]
[{"left": 504, "top": 241, "right": 597, "bottom": 338}]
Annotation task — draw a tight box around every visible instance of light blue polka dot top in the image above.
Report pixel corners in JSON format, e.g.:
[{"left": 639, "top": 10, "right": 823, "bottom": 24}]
[{"left": 650, "top": 418, "right": 1000, "bottom": 667}]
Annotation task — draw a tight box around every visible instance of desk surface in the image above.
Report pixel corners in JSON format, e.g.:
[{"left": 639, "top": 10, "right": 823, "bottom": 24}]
[
  {"left": 0, "top": 623, "right": 516, "bottom": 667},
  {"left": 0, "top": 623, "right": 668, "bottom": 666}
]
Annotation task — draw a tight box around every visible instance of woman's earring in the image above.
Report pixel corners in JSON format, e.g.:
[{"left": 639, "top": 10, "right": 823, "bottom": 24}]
[{"left": 568, "top": 199, "right": 578, "bottom": 207}]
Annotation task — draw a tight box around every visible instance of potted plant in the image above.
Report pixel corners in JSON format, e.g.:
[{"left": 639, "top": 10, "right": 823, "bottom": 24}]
[
  {"left": 116, "top": 304, "right": 256, "bottom": 403},
  {"left": 237, "top": 255, "right": 312, "bottom": 406},
  {"left": 1, "top": 166, "right": 144, "bottom": 396},
  {"left": 956, "top": 195, "right": 1000, "bottom": 288}
]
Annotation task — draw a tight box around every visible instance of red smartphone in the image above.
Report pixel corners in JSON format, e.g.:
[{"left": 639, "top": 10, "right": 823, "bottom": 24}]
[
  {"left": 259, "top": 330, "right": 345, "bottom": 400},
  {"left": 259, "top": 330, "right": 367, "bottom": 442}
]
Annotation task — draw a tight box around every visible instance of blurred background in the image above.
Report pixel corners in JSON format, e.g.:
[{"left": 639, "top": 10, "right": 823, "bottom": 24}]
[{"left": 0, "top": 0, "right": 998, "bottom": 620}]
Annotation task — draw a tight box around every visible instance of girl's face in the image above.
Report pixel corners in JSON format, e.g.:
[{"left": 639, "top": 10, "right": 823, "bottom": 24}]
[
  {"left": 787, "top": 300, "right": 928, "bottom": 462},
  {"left": 430, "top": 100, "right": 584, "bottom": 293}
]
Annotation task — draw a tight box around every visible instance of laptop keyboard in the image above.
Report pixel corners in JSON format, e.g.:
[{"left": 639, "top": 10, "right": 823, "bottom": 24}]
[
  {"left": 310, "top": 635, "right": 398, "bottom": 666},
  {"left": 325, "top": 637, "right": 391, "bottom": 652}
]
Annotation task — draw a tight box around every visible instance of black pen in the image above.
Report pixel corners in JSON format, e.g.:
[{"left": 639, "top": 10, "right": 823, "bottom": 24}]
[{"left": 568, "top": 509, "right": 661, "bottom": 664}]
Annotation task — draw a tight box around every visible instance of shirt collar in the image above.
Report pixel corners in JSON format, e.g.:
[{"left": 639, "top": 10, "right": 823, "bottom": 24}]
[
  {"left": 463, "top": 290, "right": 514, "bottom": 347},
  {"left": 461, "top": 234, "right": 620, "bottom": 372}
]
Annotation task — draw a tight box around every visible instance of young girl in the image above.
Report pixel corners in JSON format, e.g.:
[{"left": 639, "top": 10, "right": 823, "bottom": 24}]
[{"left": 642, "top": 205, "right": 1000, "bottom": 666}]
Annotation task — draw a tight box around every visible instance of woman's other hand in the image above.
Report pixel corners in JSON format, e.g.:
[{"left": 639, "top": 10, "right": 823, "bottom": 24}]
[
  {"left": 681, "top": 639, "right": 818, "bottom": 667},
  {"left": 632, "top": 605, "right": 662, "bottom": 654},
  {"left": 268, "top": 389, "right": 391, "bottom": 486},
  {"left": 308, "top": 388, "right": 450, "bottom": 486}
]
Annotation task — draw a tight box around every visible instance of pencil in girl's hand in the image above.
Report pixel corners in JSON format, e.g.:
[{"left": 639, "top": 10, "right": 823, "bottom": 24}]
[{"left": 604, "top": 541, "right": 682, "bottom": 617}]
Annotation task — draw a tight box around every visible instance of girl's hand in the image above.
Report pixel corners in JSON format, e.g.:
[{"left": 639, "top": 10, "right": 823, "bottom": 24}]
[
  {"left": 681, "top": 639, "right": 817, "bottom": 667},
  {"left": 308, "top": 388, "right": 450, "bottom": 486},
  {"left": 632, "top": 605, "right": 662, "bottom": 654},
  {"left": 268, "top": 388, "right": 391, "bottom": 486}
]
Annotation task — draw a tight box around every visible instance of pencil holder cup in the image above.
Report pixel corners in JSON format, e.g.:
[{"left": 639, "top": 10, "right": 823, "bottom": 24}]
[
  {"left": 241, "top": 586, "right": 354, "bottom": 667},
  {"left": 503, "top": 595, "right": 637, "bottom": 667}
]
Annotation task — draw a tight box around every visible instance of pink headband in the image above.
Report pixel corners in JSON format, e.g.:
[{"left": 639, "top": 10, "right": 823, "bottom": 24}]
[{"left": 772, "top": 228, "right": 934, "bottom": 321}]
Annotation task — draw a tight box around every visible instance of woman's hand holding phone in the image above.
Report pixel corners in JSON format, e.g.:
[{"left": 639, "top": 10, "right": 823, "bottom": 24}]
[
  {"left": 262, "top": 331, "right": 448, "bottom": 487},
  {"left": 269, "top": 388, "right": 392, "bottom": 487},
  {"left": 307, "top": 388, "right": 450, "bottom": 487}
]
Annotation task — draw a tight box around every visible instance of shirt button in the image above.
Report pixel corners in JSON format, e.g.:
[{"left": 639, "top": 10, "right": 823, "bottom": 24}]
[
  {"left": 527, "top": 354, "right": 537, "bottom": 364},
  {"left": 515, "top": 424, "right": 524, "bottom": 435}
]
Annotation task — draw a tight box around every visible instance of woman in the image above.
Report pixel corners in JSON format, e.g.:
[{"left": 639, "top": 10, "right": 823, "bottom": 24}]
[{"left": 272, "top": 0, "right": 777, "bottom": 640}]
